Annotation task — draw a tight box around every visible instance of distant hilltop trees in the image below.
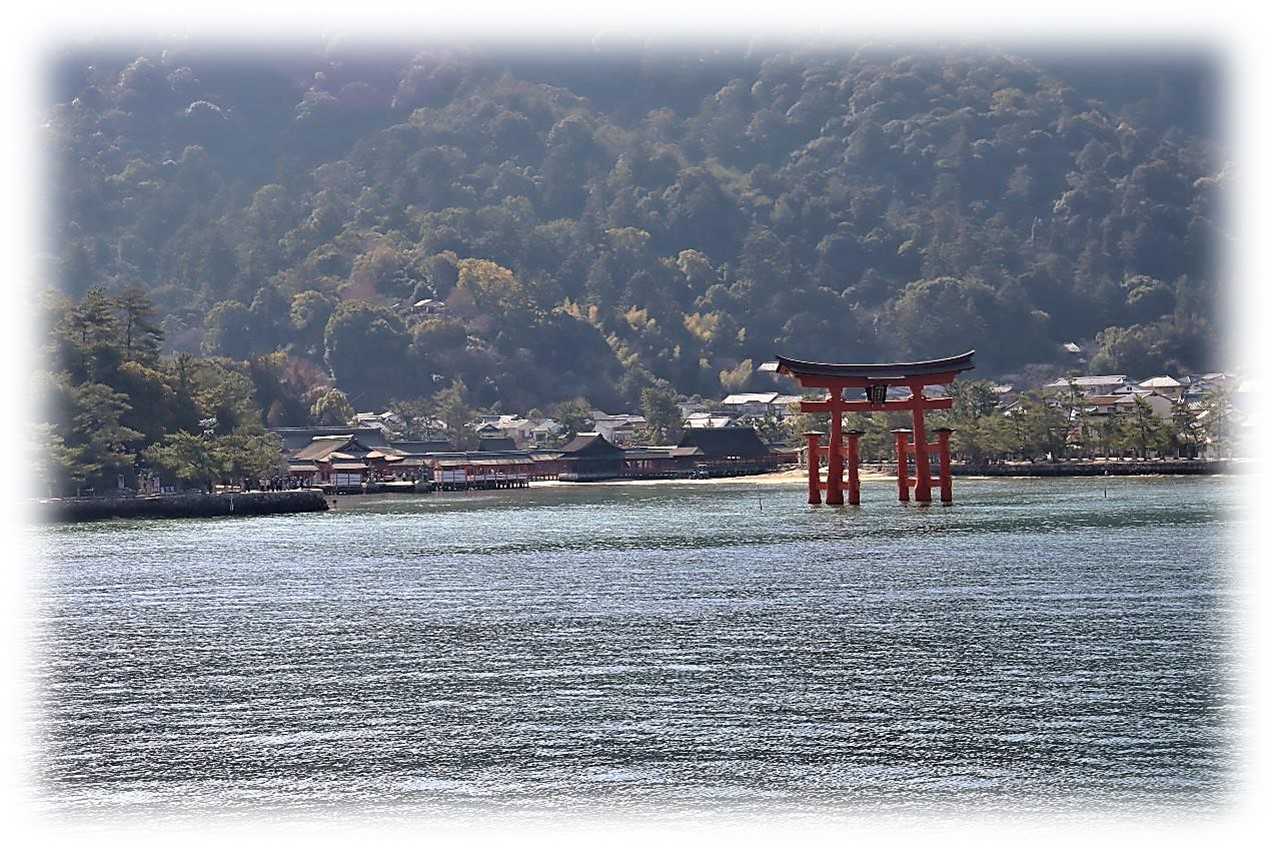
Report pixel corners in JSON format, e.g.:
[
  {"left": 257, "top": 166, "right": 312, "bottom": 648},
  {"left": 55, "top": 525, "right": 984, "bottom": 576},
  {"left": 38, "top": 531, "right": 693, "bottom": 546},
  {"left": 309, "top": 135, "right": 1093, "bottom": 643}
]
[{"left": 41, "top": 43, "right": 1224, "bottom": 419}]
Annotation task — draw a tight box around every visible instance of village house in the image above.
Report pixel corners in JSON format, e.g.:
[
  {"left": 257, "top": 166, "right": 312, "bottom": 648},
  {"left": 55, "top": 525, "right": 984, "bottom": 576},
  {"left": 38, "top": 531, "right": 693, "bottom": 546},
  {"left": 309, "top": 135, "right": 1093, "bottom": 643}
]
[
  {"left": 589, "top": 411, "right": 648, "bottom": 446},
  {"left": 480, "top": 414, "right": 562, "bottom": 447},
  {"left": 557, "top": 432, "right": 628, "bottom": 481},
  {"left": 673, "top": 427, "right": 777, "bottom": 475},
  {"left": 473, "top": 421, "right": 505, "bottom": 443},
  {"left": 678, "top": 399, "right": 710, "bottom": 419},
  {"left": 720, "top": 391, "right": 779, "bottom": 417},
  {"left": 353, "top": 410, "right": 406, "bottom": 438},
  {"left": 719, "top": 391, "right": 803, "bottom": 418},
  {"left": 684, "top": 411, "right": 735, "bottom": 429},
  {"left": 1137, "top": 376, "right": 1186, "bottom": 401},
  {"left": 1080, "top": 394, "right": 1125, "bottom": 417},
  {"left": 1043, "top": 374, "right": 1130, "bottom": 397},
  {"left": 556, "top": 426, "right": 780, "bottom": 481},
  {"left": 1111, "top": 391, "right": 1176, "bottom": 419}
]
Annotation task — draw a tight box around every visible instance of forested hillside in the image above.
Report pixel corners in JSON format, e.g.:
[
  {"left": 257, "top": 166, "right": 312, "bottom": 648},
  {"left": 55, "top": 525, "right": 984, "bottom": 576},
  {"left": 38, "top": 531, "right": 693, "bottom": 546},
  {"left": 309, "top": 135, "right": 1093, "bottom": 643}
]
[{"left": 42, "top": 43, "right": 1226, "bottom": 416}]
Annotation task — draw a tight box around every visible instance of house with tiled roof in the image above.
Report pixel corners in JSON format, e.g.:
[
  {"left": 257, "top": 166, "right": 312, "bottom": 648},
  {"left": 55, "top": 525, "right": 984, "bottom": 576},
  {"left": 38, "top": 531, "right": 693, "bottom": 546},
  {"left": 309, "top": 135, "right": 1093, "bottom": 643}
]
[
  {"left": 684, "top": 411, "right": 735, "bottom": 429},
  {"left": 1137, "top": 376, "right": 1186, "bottom": 401},
  {"left": 1043, "top": 375, "right": 1129, "bottom": 396},
  {"left": 557, "top": 432, "right": 627, "bottom": 481}
]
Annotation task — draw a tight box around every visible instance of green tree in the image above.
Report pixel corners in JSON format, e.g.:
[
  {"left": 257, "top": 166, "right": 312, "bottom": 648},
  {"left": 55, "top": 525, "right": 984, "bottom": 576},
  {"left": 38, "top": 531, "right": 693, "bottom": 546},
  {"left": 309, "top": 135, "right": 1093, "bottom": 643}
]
[
  {"left": 310, "top": 387, "right": 355, "bottom": 426},
  {"left": 1120, "top": 397, "right": 1170, "bottom": 459},
  {"left": 323, "top": 300, "right": 412, "bottom": 407},
  {"left": 117, "top": 285, "right": 163, "bottom": 364},
  {"left": 745, "top": 411, "right": 786, "bottom": 445},
  {"left": 950, "top": 379, "right": 1001, "bottom": 419},
  {"left": 189, "top": 360, "right": 262, "bottom": 434},
  {"left": 1058, "top": 378, "right": 1093, "bottom": 459},
  {"left": 203, "top": 300, "right": 256, "bottom": 360},
  {"left": 1015, "top": 392, "right": 1068, "bottom": 460},
  {"left": 1170, "top": 397, "right": 1204, "bottom": 458},
  {"left": 1096, "top": 414, "right": 1123, "bottom": 459},
  {"left": 553, "top": 397, "right": 594, "bottom": 442},
  {"left": 1201, "top": 386, "right": 1233, "bottom": 458},
  {"left": 63, "top": 288, "right": 123, "bottom": 383},
  {"left": 454, "top": 258, "right": 537, "bottom": 319},
  {"left": 718, "top": 359, "right": 754, "bottom": 393},
  {"left": 388, "top": 397, "right": 445, "bottom": 440},
  {"left": 640, "top": 385, "right": 683, "bottom": 444},
  {"left": 145, "top": 431, "right": 224, "bottom": 492},
  {"left": 216, "top": 431, "right": 287, "bottom": 484},
  {"left": 432, "top": 381, "right": 477, "bottom": 450},
  {"left": 31, "top": 422, "right": 80, "bottom": 497},
  {"left": 289, "top": 290, "right": 336, "bottom": 358},
  {"left": 784, "top": 407, "right": 824, "bottom": 445},
  {"left": 67, "top": 382, "right": 145, "bottom": 492}
]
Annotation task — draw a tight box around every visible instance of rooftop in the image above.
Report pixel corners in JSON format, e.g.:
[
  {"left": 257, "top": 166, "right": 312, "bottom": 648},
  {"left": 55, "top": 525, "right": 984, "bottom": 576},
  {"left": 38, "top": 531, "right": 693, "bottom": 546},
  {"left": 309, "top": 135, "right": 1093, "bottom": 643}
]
[
  {"left": 1138, "top": 376, "right": 1184, "bottom": 388},
  {"left": 761, "top": 350, "right": 976, "bottom": 382},
  {"left": 721, "top": 392, "right": 780, "bottom": 405},
  {"left": 676, "top": 426, "right": 769, "bottom": 459},
  {"left": 1044, "top": 375, "right": 1128, "bottom": 388}
]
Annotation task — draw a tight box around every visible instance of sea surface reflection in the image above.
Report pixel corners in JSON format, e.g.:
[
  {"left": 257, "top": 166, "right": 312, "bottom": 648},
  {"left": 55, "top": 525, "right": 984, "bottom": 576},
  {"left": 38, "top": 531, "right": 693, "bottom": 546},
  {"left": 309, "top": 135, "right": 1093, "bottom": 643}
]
[{"left": 26, "top": 476, "right": 1244, "bottom": 824}]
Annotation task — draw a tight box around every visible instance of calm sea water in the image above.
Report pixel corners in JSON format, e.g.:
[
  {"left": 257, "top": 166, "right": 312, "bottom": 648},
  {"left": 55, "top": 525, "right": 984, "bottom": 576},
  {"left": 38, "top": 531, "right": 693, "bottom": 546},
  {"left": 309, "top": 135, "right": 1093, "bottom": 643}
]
[{"left": 25, "top": 477, "right": 1245, "bottom": 825}]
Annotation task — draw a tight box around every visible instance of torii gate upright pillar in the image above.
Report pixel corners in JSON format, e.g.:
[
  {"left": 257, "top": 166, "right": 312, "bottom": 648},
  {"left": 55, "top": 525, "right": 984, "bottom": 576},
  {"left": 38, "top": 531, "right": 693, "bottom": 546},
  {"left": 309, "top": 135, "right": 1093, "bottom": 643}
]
[
  {"left": 845, "top": 429, "right": 862, "bottom": 506},
  {"left": 804, "top": 431, "right": 823, "bottom": 505},
  {"left": 909, "top": 381, "right": 932, "bottom": 504},
  {"left": 824, "top": 385, "right": 845, "bottom": 506},
  {"left": 892, "top": 428, "right": 911, "bottom": 503},
  {"left": 934, "top": 427, "right": 954, "bottom": 505}
]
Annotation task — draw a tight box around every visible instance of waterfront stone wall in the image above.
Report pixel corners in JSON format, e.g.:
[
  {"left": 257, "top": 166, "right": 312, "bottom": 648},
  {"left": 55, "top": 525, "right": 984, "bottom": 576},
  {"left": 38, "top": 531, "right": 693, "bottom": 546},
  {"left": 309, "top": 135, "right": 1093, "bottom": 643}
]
[{"left": 38, "top": 490, "right": 330, "bottom": 524}]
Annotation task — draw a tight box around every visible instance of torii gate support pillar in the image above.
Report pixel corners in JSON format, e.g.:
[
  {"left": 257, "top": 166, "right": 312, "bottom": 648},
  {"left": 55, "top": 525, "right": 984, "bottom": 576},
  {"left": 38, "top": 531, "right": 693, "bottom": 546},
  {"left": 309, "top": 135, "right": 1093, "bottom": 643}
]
[
  {"left": 825, "top": 391, "right": 845, "bottom": 506},
  {"left": 909, "top": 382, "right": 933, "bottom": 504},
  {"left": 935, "top": 427, "right": 954, "bottom": 505},
  {"left": 845, "top": 429, "right": 862, "bottom": 506},
  {"left": 892, "top": 429, "right": 911, "bottom": 503},
  {"left": 804, "top": 431, "right": 823, "bottom": 505}
]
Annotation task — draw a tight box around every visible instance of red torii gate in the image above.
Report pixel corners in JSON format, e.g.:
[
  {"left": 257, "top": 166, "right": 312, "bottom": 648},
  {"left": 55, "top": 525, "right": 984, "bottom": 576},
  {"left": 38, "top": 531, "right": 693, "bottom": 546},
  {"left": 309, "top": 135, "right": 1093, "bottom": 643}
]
[{"left": 760, "top": 350, "right": 976, "bottom": 506}]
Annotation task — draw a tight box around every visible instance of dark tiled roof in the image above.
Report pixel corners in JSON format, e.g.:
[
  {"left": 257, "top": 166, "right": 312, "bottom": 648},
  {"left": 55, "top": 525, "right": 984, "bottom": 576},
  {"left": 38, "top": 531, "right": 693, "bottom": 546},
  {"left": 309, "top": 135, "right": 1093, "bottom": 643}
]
[
  {"left": 292, "top": 435, "right": 380, "bottom": 462},
  {"left": 559, "top": 432, "right": 625, "bottom": 457},
  {"left": 271, "top": 426, "right": 394, "bottom": 452},
  {"left": 477, "top": 437, "right": 518, "bottom": 452},
  {"left": 676, "top": 427, "right": 770, "bottom": 459}
]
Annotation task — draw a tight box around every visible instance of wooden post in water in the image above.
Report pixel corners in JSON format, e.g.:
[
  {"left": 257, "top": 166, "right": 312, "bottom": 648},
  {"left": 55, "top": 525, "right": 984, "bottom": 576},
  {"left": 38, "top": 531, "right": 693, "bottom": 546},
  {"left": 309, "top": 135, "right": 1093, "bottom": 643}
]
[
  {"left": 825, "top": 386, "right": 845, "bottom": 506},
  {"left": 909, "top": 382, "right": 932, "bottom": 503},
  {"left": 804, "top": 431, "right": 823, "bottom": 505},
  {"left": 934, "top": 427, "right": 954, "bottom": 505},
  {"left": 845, "top": 429, "right": 863, "bottom": 506},
  {"left": 893, "top": 428, "right": 912, "bottom": 503}
]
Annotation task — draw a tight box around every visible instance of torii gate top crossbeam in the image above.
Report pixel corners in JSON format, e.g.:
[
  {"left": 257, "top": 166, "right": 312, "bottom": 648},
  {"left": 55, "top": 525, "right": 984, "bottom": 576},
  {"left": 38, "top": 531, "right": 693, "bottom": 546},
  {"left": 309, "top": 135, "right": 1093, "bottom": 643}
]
[{"left": 759, "top": 350, "right": 976, "bottom": 387}]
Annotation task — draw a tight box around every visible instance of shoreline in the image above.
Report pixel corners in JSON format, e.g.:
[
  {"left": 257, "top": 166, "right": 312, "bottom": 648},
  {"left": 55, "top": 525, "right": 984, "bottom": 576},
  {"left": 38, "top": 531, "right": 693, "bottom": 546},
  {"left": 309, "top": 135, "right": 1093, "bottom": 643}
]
[
  {"left": 553, "top": 460, "right": 1239, "bottom": 487},
  {"left": 36, "top": 461, "right": 1242, "bottom": 522}
]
